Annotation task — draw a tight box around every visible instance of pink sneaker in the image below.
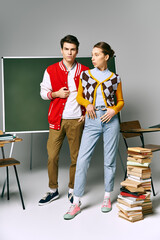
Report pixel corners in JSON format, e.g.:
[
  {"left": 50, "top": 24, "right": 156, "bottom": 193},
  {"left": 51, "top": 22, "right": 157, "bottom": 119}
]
[
  {"left": 64, "top": 204, "right": 81, "bottom": 220},
  {"left": 101, "top": 197, "right": 112, "bottom": 213}
]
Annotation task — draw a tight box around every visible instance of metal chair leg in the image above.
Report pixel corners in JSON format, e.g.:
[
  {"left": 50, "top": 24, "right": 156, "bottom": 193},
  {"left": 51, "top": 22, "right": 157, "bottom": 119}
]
[
  {"left": 124, "top": 169, "right": 127, "bottom": 180},
  {"left": 13, "top": 166, "right": 25, "bottom": 210},
  {"left": 1, "top": 179, "right": 6, "bottom": 198},
  {"left": 1, "top": 147, "right": 9, "bottom": 200},
  {"left": 6, "top": 166, "right": 10, "bottom": 200},
  {"left": 151, "top": 176, "right": 156, "bottom": 196},
  {"left": 117, "top": 149, "right": 126, "bottom": 173}
]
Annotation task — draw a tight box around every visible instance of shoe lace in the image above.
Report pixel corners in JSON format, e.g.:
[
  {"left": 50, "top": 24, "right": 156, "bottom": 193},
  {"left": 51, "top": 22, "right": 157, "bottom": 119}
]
[
  {"left": 67, "top": 204, "right": 76, "bottom": 213},
  {"left": 42, "top": 192, "right": 51, "bottom": 200},
  {"left": 103, "top": 198, "right": 109, "bottom": 206}
]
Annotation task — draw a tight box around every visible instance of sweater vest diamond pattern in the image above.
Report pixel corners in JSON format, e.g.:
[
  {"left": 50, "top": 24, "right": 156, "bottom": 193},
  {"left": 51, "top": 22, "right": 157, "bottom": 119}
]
[{"left": 81, "top": 71, "right": 120, "bottom": 106}]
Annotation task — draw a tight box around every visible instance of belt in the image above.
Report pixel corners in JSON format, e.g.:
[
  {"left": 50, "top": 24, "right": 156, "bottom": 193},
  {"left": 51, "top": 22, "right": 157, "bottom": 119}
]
[{"left": 95, "top": 105, "right": 107, "bottom": 111}]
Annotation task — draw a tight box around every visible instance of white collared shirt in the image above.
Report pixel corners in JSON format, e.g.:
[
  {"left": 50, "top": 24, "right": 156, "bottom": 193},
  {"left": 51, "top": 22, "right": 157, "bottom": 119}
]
[{"left": 90, "top": 68, "right": 112, "bottom": 107}]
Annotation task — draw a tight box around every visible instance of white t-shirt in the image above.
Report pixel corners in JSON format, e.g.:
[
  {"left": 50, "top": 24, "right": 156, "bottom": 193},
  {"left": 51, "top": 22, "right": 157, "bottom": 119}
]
[{"left": 62, "top": 64, "right": 81, "bottom": 119}]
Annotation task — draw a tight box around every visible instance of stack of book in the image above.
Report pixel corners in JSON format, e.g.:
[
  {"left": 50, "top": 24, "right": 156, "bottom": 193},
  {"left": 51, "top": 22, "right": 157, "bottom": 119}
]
[
  {"left": 117, "top": 147, "right": 153, "bottom": 222},
  {"left": 0, "top": 134, "right": 15, "bottom": 141}
]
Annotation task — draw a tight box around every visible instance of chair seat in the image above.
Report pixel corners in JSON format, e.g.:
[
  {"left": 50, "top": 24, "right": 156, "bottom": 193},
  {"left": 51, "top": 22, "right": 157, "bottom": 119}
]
[
  {"left": 0, "top": 158, "right": 20, "bottom": 167},
  {"left": 144, "top": 144, "right": 160, "bottom": 152}
]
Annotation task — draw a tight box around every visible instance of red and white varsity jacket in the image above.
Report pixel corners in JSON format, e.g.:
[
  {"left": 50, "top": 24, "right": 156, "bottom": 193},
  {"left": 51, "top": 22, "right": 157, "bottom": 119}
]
[{"left": 41, "top": 60, "right": 89, "bottom": 130}]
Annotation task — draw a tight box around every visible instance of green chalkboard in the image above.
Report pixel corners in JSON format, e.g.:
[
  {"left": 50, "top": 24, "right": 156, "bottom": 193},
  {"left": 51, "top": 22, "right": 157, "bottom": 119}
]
[{"left": 2, "top": 56, "right": 116, "bottom": 133}]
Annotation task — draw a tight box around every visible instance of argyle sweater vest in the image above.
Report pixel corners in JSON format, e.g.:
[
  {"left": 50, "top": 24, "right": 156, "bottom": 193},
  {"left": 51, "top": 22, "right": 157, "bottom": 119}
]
[{"left": 81, "top": 70, "right": 121, "bottom": 107}]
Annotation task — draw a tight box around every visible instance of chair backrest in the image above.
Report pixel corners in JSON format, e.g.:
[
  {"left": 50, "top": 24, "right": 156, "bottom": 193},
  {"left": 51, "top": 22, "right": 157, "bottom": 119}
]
[
  {"left": 120, "top": 120, "right": 142, "bottom": 139},
  {"left": 120, "top": 120, "right": 145, "bottom": 149}
]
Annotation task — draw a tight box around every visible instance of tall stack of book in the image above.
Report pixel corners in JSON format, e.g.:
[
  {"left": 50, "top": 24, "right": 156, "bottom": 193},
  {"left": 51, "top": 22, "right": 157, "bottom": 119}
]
[{"left": 117, "top": 147, "right": 153, "bottom": 222}]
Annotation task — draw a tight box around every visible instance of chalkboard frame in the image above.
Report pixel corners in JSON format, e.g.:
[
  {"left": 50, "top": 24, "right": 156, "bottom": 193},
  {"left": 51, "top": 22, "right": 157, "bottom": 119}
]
[{"left": 1, "top": 56, "right": 116, "bottom": 134}]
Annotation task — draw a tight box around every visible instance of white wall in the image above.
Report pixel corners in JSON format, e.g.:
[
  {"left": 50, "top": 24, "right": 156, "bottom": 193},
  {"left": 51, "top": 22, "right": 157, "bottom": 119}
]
[{"left": 0, "top": 0, "right": 160, "bottom": 171}]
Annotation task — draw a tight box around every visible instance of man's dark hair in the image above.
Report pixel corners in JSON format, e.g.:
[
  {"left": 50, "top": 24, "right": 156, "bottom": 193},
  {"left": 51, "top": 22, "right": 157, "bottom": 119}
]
[{"left": 60, "top": 35, "right": 79, "bottom": 50}]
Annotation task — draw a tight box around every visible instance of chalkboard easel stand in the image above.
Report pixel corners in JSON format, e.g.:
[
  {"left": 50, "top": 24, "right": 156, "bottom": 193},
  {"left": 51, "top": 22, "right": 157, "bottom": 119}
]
[{"left": 30, "top": 133, "right": 33, "bottom": 170}]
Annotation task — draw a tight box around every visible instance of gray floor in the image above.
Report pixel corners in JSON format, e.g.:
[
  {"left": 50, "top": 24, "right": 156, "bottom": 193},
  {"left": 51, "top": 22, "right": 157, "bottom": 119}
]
[{"left": 0, "top": 163, "right": 160, "bottom": 240}]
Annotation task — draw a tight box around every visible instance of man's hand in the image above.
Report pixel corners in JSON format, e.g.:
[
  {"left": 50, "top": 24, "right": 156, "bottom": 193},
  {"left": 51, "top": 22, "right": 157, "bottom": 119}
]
[
  {"left": 52, "top": 87, "right": 70, "bottom": 98},
  {"left": 78, "top": 116, "right": 85, "bottom": 122},
  {"left": 58, "top": 87, "right": 70, "bottom": 98},
  {"left": 86, "top": 104, "right": 96, "bottom": 119}
]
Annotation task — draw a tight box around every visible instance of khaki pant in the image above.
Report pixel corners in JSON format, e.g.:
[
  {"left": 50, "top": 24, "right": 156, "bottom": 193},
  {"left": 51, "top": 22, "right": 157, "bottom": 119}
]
[{"left": 47, "top": 119, "right": 84, "bottom": 189}]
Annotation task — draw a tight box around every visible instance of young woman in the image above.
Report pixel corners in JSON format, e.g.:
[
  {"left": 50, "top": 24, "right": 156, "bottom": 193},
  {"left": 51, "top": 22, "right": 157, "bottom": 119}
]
[{"left": 64, "top": 42, "right": 124, "bottom": 220}]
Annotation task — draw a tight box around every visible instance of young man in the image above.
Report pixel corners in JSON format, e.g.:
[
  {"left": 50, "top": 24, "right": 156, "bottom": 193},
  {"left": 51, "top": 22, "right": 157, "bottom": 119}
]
[{"left": 39, "top": 35, "right": 89, "bottom": 206}]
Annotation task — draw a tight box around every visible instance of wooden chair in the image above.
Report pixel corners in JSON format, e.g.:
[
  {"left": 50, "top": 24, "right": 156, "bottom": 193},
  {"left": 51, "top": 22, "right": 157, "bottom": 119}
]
[
  {"left": 120, "top": 120, "right": 160, "bottom": 196},
  {"left": 120, "top": 120, "right": 160, "bottom": 151},
  {"left": 0, "top": 130, "right": 25, "bottom": 209}
]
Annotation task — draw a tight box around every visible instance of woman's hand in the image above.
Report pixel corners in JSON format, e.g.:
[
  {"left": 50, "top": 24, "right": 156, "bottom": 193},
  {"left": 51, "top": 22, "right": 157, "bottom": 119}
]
[
  {"left": 100, "top": 108, "right": 115, "bottom": 123},
  {"left": 78, "top": 116, "right": 85, "bottom": 122},
  {"left": 86, "top": 104, "right": 96, "bottom": 119}
]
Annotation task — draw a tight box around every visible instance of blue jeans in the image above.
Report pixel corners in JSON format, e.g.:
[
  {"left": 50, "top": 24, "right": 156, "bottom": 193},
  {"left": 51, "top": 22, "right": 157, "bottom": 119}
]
[{"left": 74, "top": 109, "right": 120, "bottom": 197}]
